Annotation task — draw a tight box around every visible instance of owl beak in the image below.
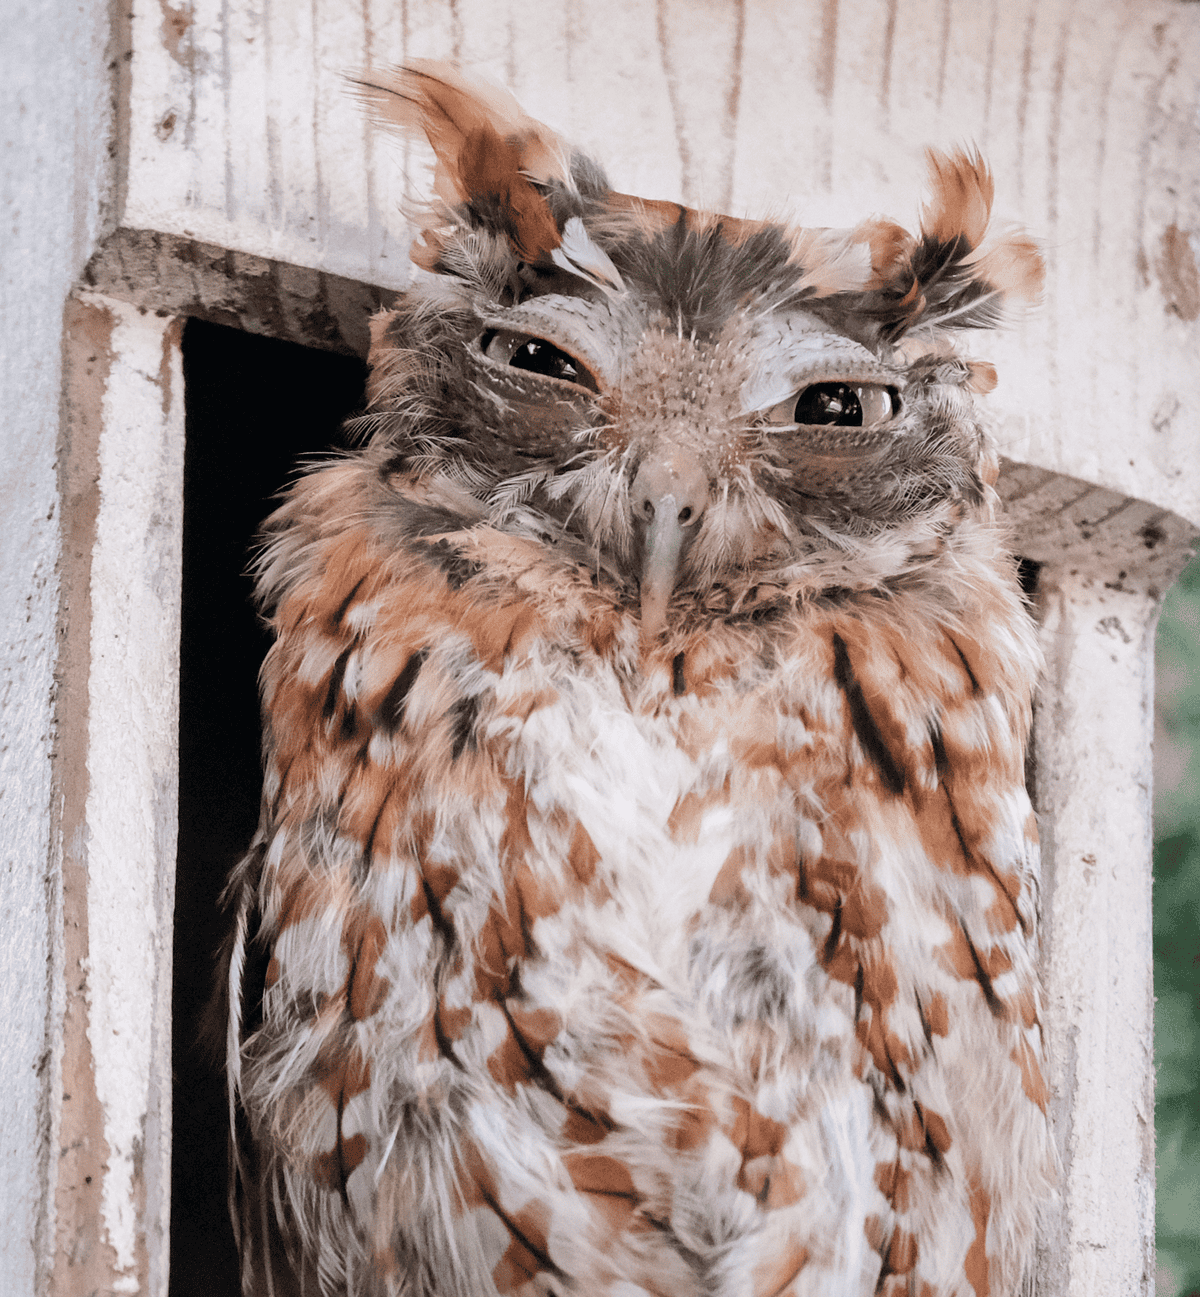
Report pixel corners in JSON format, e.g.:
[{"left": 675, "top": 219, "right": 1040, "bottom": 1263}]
[{"left": 631, "top": 449, "right": 709, "bottom": 642}]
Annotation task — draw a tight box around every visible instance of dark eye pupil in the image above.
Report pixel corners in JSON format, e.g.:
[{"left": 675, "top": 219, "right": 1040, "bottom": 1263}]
[
  {"left": 509, "top": 339, "right": 582, "bottom": 384},
  {"left": 794, "top": 382, "right": 863, "bottom": 426}
]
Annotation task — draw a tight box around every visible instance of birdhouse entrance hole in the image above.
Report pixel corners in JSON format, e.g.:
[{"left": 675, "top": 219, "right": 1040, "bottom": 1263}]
[{"left": 172, "top": 320, "right": 367, "bottom": 1297}]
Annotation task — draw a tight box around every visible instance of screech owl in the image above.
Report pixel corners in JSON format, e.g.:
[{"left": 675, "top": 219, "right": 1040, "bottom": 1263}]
[{"left": 222, "top": 61, "right": 1056, "bottom": 1297}]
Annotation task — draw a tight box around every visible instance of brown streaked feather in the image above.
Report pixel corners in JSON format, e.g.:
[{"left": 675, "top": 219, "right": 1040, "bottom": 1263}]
[
  {"left": 355, "top": 61, "right": 572, "bottom": 266},
  {"left": 356, "top": 60, "right": 572, "bottom": 198},
  {"left": 921, "top": 148, "right": 995, "bottom": 250},
  {"left": 921, "top": 149, "right": 1044, "bottom": 303}
]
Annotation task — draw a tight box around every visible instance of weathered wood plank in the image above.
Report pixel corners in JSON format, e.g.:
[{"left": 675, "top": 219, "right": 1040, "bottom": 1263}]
[{"left": 52, "top": 296, "right": 185, "bottom": 1297}]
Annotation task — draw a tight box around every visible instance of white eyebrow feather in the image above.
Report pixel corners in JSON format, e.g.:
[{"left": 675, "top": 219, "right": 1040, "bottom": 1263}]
[{"left": 740, "top": 319, "right": 898, "bottom": 414}]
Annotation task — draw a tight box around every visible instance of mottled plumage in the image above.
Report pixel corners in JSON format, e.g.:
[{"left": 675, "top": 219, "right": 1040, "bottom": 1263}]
[{"left": 224, "top": 61, "right": 1055, "bottom": 1297}]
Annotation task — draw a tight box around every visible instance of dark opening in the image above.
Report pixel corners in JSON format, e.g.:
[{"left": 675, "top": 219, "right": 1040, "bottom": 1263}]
[
  {"left": 1016, "top": 557, "right": 1042, "bottom": 809},
  {"left": 173, "top": 319, "right": 367, "bottom": 1297}
]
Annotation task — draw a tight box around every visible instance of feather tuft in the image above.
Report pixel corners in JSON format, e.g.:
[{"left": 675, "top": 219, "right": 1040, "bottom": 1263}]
[
  {"left": 921, "top": 148, "right": 995, "bottom": 250},
  {"left": 355, "top": 61, "right": 575, "bottom": 269}
]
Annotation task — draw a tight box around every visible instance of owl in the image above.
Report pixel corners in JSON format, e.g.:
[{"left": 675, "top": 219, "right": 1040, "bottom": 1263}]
[{"left": 223, "top": 61, "right": 1056, "bottom": 1297}]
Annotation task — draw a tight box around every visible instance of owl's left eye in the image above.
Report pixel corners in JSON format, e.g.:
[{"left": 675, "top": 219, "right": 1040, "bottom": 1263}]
[
  {"left": 480, "top": 329, "right": 600, "bottom": 393},
  {"left": 766, "top": 381, "right": 901, "bottom": 428}
]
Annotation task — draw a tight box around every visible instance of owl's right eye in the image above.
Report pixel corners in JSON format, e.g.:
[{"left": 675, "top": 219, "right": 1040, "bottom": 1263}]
[
  {"left": 767, "top": 381, "right": 901, "bottom": 428},
  {"left": 480, "top": 329, "right": 600, "bottom": 393}
]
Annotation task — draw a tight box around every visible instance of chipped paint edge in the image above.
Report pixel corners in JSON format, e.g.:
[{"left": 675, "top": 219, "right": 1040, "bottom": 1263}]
[{"left": 53, "top": 294, "right": 184, "bottom": 1297}]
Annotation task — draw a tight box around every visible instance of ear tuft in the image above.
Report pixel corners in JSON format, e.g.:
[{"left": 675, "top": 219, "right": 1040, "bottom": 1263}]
[
  {"left": 920, "top": 148, "right": 994, "bottom": 250},
  {"left": 355, "top": 61, "right": 579, "bottom": 271},
  {"left": 875, "top": 148, "right": 1044, "bottom": 337},
  {"left": 923, "top": 149, "right": 1044, "bottom": 307},
  {"left": 356, "top": 60, "right": 573, "bottom": 200}
]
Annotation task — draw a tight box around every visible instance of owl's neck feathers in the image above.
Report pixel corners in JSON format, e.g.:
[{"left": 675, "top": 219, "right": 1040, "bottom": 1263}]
[{"left": 254, "top": 450, "right": 1028, "bottom": 688}]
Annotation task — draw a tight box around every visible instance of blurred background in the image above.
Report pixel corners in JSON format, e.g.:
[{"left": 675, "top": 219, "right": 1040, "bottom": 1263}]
[{"left": 1155, "top": 552, "right": 1200, "bottom": 1297}]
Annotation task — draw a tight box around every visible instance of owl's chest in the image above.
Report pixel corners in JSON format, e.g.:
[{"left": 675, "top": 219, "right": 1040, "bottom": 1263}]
[{"left": 436, "top": 623, "right": 849, "bottom": 990}]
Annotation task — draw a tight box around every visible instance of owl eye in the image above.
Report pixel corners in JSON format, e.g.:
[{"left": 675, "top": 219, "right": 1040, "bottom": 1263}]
[
  {"left": 480, "top": 329, "right": 600, "bottom": 393},
  {"left": 768, "top": 381, "right": 901, "bottom": 428}
]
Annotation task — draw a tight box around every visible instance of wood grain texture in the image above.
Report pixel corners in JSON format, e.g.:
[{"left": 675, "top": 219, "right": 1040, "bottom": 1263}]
[
  {"left": 52, "top": 297, "right": 185, "bottom": 1297},
  {"left": 1032, "top": 572, "right": 1162, "bottom": 1297}
]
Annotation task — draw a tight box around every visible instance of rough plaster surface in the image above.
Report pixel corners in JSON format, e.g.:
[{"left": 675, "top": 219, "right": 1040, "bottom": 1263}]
[{"left": 0, "top": 1, "right": 114, "bottom": 1291}]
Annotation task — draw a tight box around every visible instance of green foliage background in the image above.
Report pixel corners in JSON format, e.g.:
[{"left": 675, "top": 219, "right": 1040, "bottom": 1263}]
[{"left": 1155, "top": 553, "right": 1200, "bottom": 1297}]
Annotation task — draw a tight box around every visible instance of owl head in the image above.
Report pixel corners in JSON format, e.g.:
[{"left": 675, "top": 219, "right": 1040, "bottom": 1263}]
[{"left": 355, "top": 62, "right": 1042, "bottom": 638}]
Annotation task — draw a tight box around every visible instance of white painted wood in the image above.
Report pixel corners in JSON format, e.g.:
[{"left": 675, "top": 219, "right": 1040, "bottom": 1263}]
[
  {"left": 84, "top": 298, "right": 183, "bottom": 1295},
  {"left": 51, "top": 297, "right": 185, "bottom": 1297},
  {"left": 1033, "top": 573, "right": 1159, "bottom": 1297},
  {"left": 993, "top": 460, "right": 1196, "bottom": 1297},
  {"left": 125, "top": 0, "right": 413, "bottom": 291}
]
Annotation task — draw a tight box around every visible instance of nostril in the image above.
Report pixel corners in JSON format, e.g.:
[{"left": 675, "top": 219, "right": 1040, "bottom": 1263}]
[{"left": 630, "top": 449, "right": 709, "bottom": 531}]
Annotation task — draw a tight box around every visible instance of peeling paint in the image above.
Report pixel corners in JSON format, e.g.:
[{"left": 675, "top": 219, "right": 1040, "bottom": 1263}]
[
  {"left": 1097, "top": 615, "right": 1135, "bottom": 644},
  {"left": 157, "top": 0, "right": 193, "bottom": 71},
  {"left": 83, "top": 226, "right": 395, "bottom": 357},
  {"left": 1156, "top": 224, "right": 1200, "bottom": 321},
  {"left": 50, "top": 295, "right": 184, "bottom": 1297},
  {"left": 1151, "top": 394, "right": 1181, "bottom": 435}
]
